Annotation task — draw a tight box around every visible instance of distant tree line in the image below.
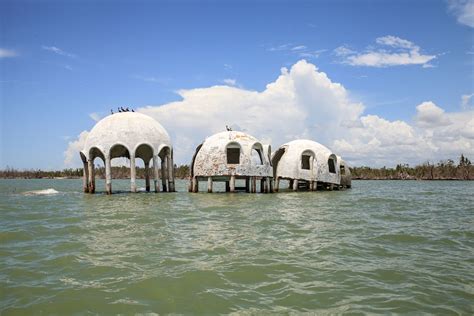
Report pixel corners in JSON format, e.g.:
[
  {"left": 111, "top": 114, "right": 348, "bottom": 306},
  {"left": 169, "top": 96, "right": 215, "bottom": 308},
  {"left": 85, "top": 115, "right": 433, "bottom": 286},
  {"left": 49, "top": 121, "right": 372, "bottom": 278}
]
[
  {"left": 0, "top": 164, "right": 191, "bottom": 180},
  {"left": 1, "top": 155, "right": 472, "bottom": 180},
  {"left": 351, "top": 154, "right": 473, "bottom": 180}
]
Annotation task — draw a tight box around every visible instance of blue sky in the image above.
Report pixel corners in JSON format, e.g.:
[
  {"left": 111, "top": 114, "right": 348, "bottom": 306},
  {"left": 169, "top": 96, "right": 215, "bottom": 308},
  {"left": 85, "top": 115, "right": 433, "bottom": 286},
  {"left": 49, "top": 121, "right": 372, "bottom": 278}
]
[{"left": 1, "top": 0, "right": 473, "bottom": 169}]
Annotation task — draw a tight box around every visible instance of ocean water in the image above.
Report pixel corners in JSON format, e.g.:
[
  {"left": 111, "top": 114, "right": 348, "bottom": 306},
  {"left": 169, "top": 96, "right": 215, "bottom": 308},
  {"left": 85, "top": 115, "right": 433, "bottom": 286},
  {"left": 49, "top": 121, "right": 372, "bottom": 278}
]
[{"left": 1, "top": 179, "right": 473, "bottom": 314}]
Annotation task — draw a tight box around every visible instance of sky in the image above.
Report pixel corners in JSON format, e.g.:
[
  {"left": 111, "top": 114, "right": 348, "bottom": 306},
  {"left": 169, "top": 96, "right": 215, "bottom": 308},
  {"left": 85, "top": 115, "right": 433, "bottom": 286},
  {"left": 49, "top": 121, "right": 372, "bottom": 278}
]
[{"left": 1, "top": 0, "right": 473, "bottom": 169}]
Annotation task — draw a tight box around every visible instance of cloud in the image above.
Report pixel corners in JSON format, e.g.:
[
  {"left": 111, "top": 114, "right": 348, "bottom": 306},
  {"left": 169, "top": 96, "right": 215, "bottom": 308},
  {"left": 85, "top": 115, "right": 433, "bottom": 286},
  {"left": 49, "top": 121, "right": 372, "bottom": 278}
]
[
  {"left": 291, "top": 45, "right": 307, "bottom": 51},
  {"left": 267, "top": 43, "right": 326, "bottom": 59},
  {"left": 64, "top": 131, "right": 89, "bottom": 166},
  {"left": 448, "top": 0, "right": 474, "bottom": 27},
  {"left": 0, "top": 48, "right": 18, "bottom": 58},
  {"left": 222, "top": 78, "right": 237, "bottom": 86},
  {"left": 66, "top": 60, "right": 473, "bottom": 168},
  {"left": 335, "top": 36, "right": 437, "bottom": 67},
  {"left": 415, "top": 102, "right": 452, "bottom": 127},
  {"left": 461, "top": 93, "right": 474, "bottom": 109},
  {"left": 42, "top": 45, "right": 76, "bottom": 58}
]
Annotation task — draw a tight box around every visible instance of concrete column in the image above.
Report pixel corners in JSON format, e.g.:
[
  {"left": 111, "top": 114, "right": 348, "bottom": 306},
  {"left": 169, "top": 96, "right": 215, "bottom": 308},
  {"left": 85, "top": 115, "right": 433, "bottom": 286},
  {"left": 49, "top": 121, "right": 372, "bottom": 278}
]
[
  {"left": 167, "top": 153, "right": 175, "bottom": 192},
  {"left": 268, "top": 177, "right": 273, "bottom": 193},
  {"left": 144, "top": 161, "right": 150, "bottom": 192},
  {"left": 88, "top": 159, "right": 95, "bottom": 194},
  {"left": 153, "top": 156, "right": 160, "bottom": 193},
  {"left": 230, "top": 175, "right": 236, "bottom": 193},
  {"left": 245, "top": 178, "right": 250, "bottom": 193},
  {"left": 130, "top": 155, "right": 137, "bottom": 193},
  {"left": 192, "top": 177, "right": 199, "bottom": 193},
  {"left": 262, "top": 178, "right": 268, "bottom": 193},
  {"left": 274, "top": 177, "right": 280, "bottom": 192},
  {"left": 161, "top": 156, "right": 168, "bottom": 192},
  {"left": 260, "top": 178, "right": 265, "bottom": 193},
  {"left": 105, "top": 156, "right": 112, "bottom": 194},
  {"left": 292, "top": 179, "right": 298, "bottom": 191},
  {"left": 82, "top": 161, "right": 89, "bottom": 193},
  {"left": 207, "top": 177, "right": 213, "bottom": 193}
]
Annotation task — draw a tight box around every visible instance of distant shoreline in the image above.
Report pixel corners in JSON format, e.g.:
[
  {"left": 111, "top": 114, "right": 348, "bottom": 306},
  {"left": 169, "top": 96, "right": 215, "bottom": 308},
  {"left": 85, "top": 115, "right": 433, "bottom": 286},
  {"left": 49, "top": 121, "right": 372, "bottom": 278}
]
[{"left": 1, "top": 155, "right": 472, "bottom": 180}]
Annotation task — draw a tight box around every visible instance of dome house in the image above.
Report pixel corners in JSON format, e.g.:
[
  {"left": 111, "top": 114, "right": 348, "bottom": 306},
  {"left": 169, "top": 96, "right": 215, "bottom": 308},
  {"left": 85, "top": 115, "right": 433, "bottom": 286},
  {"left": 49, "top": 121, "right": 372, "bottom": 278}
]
[
  {"left": 79, "top": 112, "right": 175, "bottom": 194},
  {"left": 189, "top": 131, "right": 273, "bottom": 193},
  {"left": 271, "top": 139, "right": 347, "bottom": 191}
]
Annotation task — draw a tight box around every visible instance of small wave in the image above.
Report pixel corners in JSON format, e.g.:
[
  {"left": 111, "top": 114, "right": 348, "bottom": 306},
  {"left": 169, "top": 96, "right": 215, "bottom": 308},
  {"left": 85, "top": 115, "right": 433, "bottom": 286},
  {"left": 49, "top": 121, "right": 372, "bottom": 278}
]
[{"left": 23, "top": 188, "right": 60, "bottom": 196}]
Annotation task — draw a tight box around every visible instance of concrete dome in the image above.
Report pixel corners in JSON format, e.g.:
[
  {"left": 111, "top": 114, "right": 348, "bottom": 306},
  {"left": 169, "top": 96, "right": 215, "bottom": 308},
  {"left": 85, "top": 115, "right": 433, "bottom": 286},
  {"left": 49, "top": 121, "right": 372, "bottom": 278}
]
[
  {"left": 79, "top": 112, "right": 175, "bottom": 194},
  {"left": 81, "top": 112, "right": 171, "bottom": 161},
  {"left": 272, "top": 139, "right": 340, "bottom": 185},
  {"left": 191, "top": 131, "right": 272, "bottom": 178}
]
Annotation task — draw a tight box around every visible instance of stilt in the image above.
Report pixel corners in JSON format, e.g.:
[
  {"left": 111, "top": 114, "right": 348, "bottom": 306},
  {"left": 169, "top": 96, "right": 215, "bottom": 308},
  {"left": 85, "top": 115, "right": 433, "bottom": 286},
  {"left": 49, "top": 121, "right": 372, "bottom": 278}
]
[
  {"left": 161, "top": 156, "right": 168, "bottom": 192},
  {"left": 82, "top": 160, "right": 89, "bottom": 193},
  {"left": 192, "top": 177, "right": 199, "bottom": 193},
  {"left": 105, "top": 156, "right": 112, "bottom": 194},
  {"left": 130, "top": 155, "right": 137, "bottom": 193},
  {"left": 245, "top": 178, "right": 250, "bottom": 193},
  {"left": 153, "top": 156, "right": 160, "bottom": 193},
  {"left": 230, "top": 175, "right": 236, "bottom": 193},
  {"left": 251, "top": 177, "right": 257, "bottom": 193},
  {"left": 167, "top": 153, "right": 175, "bottom": 192},
  {"left": 289, "top": 179, "right": 294, "bottom": 190},
  {"left": 207, "top": 177, "right": 213, "bottom": 193},
  {"left": 260, "top": 178, "right": 265, "bottom": 193},
  {"left": 144, "top": 161, "right": 150, "bottom": 192},
  {"left": 225, "top": 181, "right": 230, "bottom": 192},
  {"left": 274, "top": 177, "right": 280, "bottom": 192},
  {"left": 268, "top": 177, "right": 273, "bottom": 193},
  {"left": 329, "top": 183, "right": 334, "bottom": 191},
  {"left": 292, "top": 179, "right": 298, "bottom": 191},
  {"left": 88, "top": 159, "right": 95, "bottom": 194}
]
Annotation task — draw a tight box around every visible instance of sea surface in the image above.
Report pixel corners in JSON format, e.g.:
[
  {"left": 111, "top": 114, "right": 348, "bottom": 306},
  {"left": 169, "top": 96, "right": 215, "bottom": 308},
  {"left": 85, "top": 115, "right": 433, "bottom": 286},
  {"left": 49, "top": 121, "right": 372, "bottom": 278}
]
[{"left": 1, "top": 179, "right": 473, "bottom": 314}]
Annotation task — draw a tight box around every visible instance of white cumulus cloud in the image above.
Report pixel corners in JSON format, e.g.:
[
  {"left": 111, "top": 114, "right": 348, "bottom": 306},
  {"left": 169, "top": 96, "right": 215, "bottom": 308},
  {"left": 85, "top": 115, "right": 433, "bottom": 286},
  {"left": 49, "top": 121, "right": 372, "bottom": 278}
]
[
  {"left": 65, "top": 60, "right": 474, "bottom": 168},
  {"left": 448, "top": 0, "right": 474, "bottom": 27},
  {"left": 64, "top": 131, "right": 89, "bottom": 166},
  {"left": 335, "top": 35, "right": 437, "bottom": 67}
]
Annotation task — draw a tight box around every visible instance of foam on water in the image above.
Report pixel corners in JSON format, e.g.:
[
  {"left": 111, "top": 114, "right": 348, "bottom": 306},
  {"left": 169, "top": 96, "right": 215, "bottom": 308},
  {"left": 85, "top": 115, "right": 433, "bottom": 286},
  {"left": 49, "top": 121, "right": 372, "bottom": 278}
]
[{"left": 22, "top": 188, "right": 60, "bottom": 196}]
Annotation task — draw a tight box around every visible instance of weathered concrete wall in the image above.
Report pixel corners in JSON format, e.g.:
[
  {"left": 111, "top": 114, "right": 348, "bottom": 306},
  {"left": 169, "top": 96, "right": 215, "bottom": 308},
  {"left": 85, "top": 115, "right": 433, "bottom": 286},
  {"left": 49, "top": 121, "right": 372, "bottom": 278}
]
[
  {"left": 192, "top": 131, "right": 273, "bottom": 178},
  {"left": 273, "top": 139, "right": 341, "bottom": 185}
]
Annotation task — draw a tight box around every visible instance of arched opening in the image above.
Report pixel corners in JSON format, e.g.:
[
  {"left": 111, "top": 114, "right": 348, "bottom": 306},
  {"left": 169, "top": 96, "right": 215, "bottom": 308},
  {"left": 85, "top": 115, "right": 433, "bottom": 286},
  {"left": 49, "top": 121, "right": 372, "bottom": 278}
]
[
  {"left": 271, "top": 146, "right": 286, "bottom": 178},
  {"left": 251, "top": 143, "right": 264, "bottom": 165},
  {"left": 88, "top": 147, "right": 105, "bottom": 193},
  {"left": 108, "top": 144, "right": 131, "bottom": 190},
  {"left": 340, "top": 163, "right": 346, "bottom": 175},
  {"left": 226, "top": 142, "right": 241, "bottom": 164},
  {"left": 301, "top": 150, "right": 315, "bottom": 170},
  {"left": 135, "top": 144, "right": 154, "bottom": 192},
  {"left": 328, "top": 154, "right": 337, "bottom": 174},
  {"left": 190, "top": 144, "right": 203, "bottom": 178},
  {"left": 135, "top": 143, "right": 154, "bottom": 163}
]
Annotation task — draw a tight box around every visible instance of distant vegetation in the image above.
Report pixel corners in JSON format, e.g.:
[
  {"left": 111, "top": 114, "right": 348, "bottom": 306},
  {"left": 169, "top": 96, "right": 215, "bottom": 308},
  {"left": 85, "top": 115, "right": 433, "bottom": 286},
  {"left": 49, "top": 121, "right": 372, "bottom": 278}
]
[
  {"left": 1, "top": 155, "right": 472, "bottom": 180},
  {"left": 351, "top": 155, "right": 473, "bottom": 180}
]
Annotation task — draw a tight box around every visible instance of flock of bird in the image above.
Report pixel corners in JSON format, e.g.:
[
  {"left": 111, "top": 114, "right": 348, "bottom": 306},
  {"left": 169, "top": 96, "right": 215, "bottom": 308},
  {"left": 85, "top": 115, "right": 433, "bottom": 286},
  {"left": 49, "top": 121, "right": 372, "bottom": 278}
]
[{"left": 111, "top": 107, "right": 134, "bottom": 114}]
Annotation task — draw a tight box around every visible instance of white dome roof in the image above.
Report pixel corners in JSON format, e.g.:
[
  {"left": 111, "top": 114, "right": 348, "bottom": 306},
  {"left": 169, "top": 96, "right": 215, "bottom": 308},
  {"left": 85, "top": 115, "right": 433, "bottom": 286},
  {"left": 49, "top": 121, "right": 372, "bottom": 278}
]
[
  {"left": 273, "top": 139, "right": 340, "bottom": 184},
  {"left": 192, "top": 131, "right": 272, "bottom": 177},
  {"left": 82, "top": 112, "right": 171, "bottom": 160}
]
